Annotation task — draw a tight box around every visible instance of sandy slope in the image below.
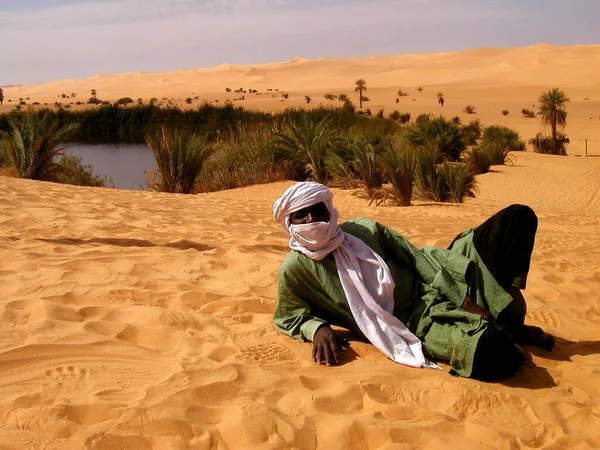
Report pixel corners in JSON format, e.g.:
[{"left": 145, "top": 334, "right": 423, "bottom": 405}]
[
  {"left": 2, "top": 44, "right": 600, "bottom": 156},
  {"left": 1, "top": 151, "right": 600, "bottom": 449}
]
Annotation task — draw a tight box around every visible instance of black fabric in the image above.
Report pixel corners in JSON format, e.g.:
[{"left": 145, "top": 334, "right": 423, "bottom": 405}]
[
  {"left": 472, "top": 204, "right": 538, "bottom": 291},
  {"left": 470, "top": 323, "right": 524, "bottom": 381}
]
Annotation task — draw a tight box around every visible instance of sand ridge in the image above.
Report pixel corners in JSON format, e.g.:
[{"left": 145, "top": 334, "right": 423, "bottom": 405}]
[{"left": 1, "top": 151, "right": 600, "bottom": 448}]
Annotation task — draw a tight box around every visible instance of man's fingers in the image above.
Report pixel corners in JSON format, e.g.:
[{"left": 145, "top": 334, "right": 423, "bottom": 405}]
[
  {"left": 314, "top": 345, "right": 323, "bottom": 365},
  {"left": 322, "top": 343, "right": 334, "bottom": 366},
  {"left": 312, "top": 343, "right": 317, "bottom": 362}
]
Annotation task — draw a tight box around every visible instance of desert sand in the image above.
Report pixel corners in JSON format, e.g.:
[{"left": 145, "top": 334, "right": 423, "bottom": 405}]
[
  {"left": 1, "top": 44, "right": 600, "bottom": 449},
  {"left": 2, "top": 44, "right": 600, "bottom": 156},
  {"left": 1, "top": 150, "right": 600, "bottom": 449}
]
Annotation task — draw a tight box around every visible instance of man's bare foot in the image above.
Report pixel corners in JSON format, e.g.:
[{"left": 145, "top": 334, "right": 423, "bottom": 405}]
[
  {"left": 462, "top": 296, "right": 491, "bottom": 320},
  {"left": 508, "top": 324, "right": 555, "bottom": 351}
]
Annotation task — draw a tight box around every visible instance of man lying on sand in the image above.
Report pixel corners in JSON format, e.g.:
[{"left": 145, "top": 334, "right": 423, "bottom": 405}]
[{"left": 272, "top": 182, "right": 555, "bottom": 381}]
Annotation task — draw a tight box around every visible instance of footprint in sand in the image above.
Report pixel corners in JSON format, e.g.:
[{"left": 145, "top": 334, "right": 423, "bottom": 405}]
[
  {"left": 45, "top": 365, "right": 90, "bottom": 383},
  {"left": 527, "top": 310, "right": 562, "bottom": 328},
  {"left": 238, "top": 343, "right": 294, "bottom": 364}
]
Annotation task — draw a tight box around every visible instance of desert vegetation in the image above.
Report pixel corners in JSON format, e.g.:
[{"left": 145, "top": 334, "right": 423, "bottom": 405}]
[
  {"left": 0, "top": 102, "right": 526, "bottom": 202},
  {"left": 521, "top": 108, "right": 536, "bottom": 118},
  {"left": 535, "top": 88, "right": 570, "bottom": 155},
  {"left": 0, "top": 108, "right": 79, "bottom": 180},
  {"left": 145, "top": 125, "right": 214, "bottom": 194},
  {"left": 463, "top": 105, "right": 476, "bottom": 114},
  {"left": 437, "top": 92, "right": 445, "bottom": 106},
  {"left": 0, "top": 87, "right": 4, "bottom": 105},
  {"left": 354, "top": 79, "right": 367, "bottom": 109}
]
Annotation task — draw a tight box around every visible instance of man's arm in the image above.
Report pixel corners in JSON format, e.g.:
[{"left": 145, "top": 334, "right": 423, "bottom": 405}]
[{"left": 274, "top": 259, "right": 349, "bottom": 366}]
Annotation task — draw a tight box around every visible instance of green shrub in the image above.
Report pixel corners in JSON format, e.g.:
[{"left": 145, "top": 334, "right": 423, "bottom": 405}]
[
  {"left": 399, "top": 113, "right": 411, "bottom": 124},
  {"left": 185, "top": 97, "right": 193, "bottom": 104},
  {"left": 272, "top": 115, "right": 333, "bottom": 184},
  {"left": 54, "top": 155, "right": 113, "bottom": 187},
  {"left": 115, "top": 97, "right": 134, "bottom": 106},
  {"left": 338, "top": 94, "right": 349, "bottom": 102},
  {"left": 145, "top": 125, "right": 215, "bottom": 193},
  {"left": 414, "top": 143, "right": 441, "bottom": 200},
  {"left": 466, "top": 146, "right": 492, "bottom": 174},
  {"left": 461, "top": 119, "right": 482, "bottom": 146},
  {"left": 87, "top": 97, "right": 101, "bottom": 104},
  {"left": 375, "top": 109, "right": 384, "bottom": 119},
  {"left": 437, "top": 162, "right": 478, "bottom": 203},
  {"left": 199, "top": 122, "right": 293, "bottom": 192},
  {"left": 345, "top": 137, "right": 384, "bottom": 199},
  {"left": 0, "top": 139, "right": 10, "bottom": 168},
  {"left": 521, "top": 108, "right": 536, "bottom": 118},
  {"left": 502, "top": 110, "right": 509, "bottom": 116},
  {"left": 389, "top": 110, "right": 400, "bottom": 121},
  {"left": 379, "top": 138, "right": 416, "bottom": 206},
  {"left": 529, "top": 132, "right": 569, "bottom": 154},
  {"left": 1, "top": 108, "right": 79, "bottom": 180},
  {"left": 480, "top": 125, "right": 525, "bottom": 162},
  {"left": 324, "top": 93, "right": 336, "bottom": 100},
  {"left": 408, "top": 116, "right": 465, "bottom": 161},
  {"left": 463, "top": 105, "right": 476, "bottom": 114}
]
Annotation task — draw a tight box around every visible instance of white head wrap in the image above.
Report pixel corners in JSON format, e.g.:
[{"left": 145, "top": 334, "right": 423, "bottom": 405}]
[{"left": 273, "top": 182, "right": 439, "bottom": 370}]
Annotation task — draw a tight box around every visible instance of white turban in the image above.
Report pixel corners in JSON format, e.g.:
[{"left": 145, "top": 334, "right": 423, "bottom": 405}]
[
  {"left": 273, "top": 181, "right": 344, "bottom": 260},
  {"left": 273, "top": 182, "right": 439, "bottom": 370}
]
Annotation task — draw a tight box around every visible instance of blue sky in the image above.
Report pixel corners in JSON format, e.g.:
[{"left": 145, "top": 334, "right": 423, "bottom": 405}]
[{"left": 2, "top": 0, "right": 599, "bottom": 85}]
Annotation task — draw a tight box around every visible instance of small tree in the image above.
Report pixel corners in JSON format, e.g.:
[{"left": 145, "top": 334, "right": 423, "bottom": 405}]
[
  {"left": 90, "top": 89, "right": 97, "bottom": 99},
  {"left": 463, "top": 105, "right": 476, "bottom": 114},
  {"left": 354, "top": 78, "right": 367, "bottom": 109},
  {"left": 437, "top": 92, "right": 445, "bottom": 106},
  {"left": 538, "top": 88, "right": 570, "bottom": 155},
  {"left": 0, "top": 87, "right": 4, "bottom": 105},
  {"left": 338, "top": 93, "right": 348, "bottom": 102},
  {"left": 185, "top": 97, "right": 193, "bottom": 104},
  {"left": 305, "top": 95, "right": 311, "bottom": 104}
]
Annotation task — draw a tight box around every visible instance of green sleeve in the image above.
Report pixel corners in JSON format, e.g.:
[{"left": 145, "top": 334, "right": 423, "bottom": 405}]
[
  {"left": 378, "top": 222, "right": 472, "bottom": 308},
  {"left": 273, "top": 260, "right": 327, "bottom": 342}
]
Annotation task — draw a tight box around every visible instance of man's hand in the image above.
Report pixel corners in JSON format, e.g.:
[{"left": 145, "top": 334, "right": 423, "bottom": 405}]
[{"left": 312, "top": 325, "right": 348, "bottom": 366}]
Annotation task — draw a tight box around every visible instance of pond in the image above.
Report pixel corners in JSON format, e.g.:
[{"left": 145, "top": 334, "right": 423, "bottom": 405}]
[{"left": 62, "top": 143, "right": 156, "bottom": 190}]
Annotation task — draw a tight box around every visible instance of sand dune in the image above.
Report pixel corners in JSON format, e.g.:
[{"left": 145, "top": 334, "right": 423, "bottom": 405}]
[
  {"left": 1, "top": 150, "right": 600, "bottom": 448},
  {"left": 3, "top": 44, "right": 600, "bottom": 156}
]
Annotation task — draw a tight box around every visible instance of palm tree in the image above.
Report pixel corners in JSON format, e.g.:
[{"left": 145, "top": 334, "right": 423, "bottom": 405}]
[
  {"left": 145, "top": 126, "right": 215, "bottom": 194},
  {"left": 2, "top": 108, "right": 79, "bottom": 180},
  {"left": 538, "top": 88, "right": 569, "bottom": 155},
  {"left": 0, "top": 87, "right": 4, "bottom": 105},
  {"left": 90, "top": 89, "right": 97, "bottom": 100},
  {"left": 437, "top": 92, "right": 445, "bottom": 106},
  {"left": 354, "top": 79, "right": 367, "bottom": 109}
]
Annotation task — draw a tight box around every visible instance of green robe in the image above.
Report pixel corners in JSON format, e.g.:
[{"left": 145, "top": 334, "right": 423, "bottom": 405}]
[{"left": 274, "top": 218, "right": 514, "bottom": 377}]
